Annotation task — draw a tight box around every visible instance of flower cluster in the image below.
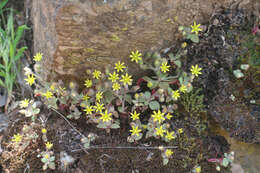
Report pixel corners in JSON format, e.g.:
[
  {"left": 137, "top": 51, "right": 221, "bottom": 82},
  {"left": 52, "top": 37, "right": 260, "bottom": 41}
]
[{"left": 16, "top": 22, "right": 206, "bottom": 169}]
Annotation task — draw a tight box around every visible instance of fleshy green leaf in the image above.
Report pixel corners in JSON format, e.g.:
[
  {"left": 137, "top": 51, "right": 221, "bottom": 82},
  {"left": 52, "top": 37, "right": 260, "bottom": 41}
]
[
  {"left": 50, "top": 156, "right": 55, "bottom": 162},
  {"left": 48, "top": 162, "right": 55, "bottom": 170},
  {"left": 104, "top": 90, "right": 114, "bottom": 104},
  {"left": 97, "top": 123, "right": 107, "bottom": 129},
  {"left": 149, "top": 101, "right": 160, "bottom": 110},
  {"left": 233, "top": 69, "right": 244, "bottom": 79},
  {"left": 144, "top": 91, "right": 151, "bottom": 99},
  {"left": 187, "top": 34, "right": 199, "bottom": 43},
  {"left": 111, "top": 123, "right": 120, "bottom": 129},
  {"left": 222, "top": 158, "right": 229, "bottom": 167},
  {"left": 125, "top": 94, "right": 132, "bottom": 103},
  {"left": 41, "top": 158, "right": 48, "bottom": 163},
  {"left": 174, "top": 60, "right": 181, "bottom": 68}
]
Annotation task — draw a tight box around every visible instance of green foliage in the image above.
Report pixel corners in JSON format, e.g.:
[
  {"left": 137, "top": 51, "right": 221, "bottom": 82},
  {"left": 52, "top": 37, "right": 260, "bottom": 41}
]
[
  {"left": 0, "top": 2, "right": 28, "bottom": 108},
  {"left": 178, "top": 26, "right": 200, "bottom": 43},
  {"left": 38, "top": 151, "right": 56, "bottom": 170},
  {"left": 180, "top": 88, "right": 205, "bottom": 115},
  {"left": 81, "top": 133, "right": 97, "bottom": 148},
  {"left": 240, "top": 34, "right": 260, "bottom": 67},
  {"left": 19, "top": 100, "right": 40, "bottom": 121},
  {"left": 212, "top": 152, "right": 234, "bottom": 172},
  {"left": 221, "top": 152, "right": 234, "bottom": 167}
]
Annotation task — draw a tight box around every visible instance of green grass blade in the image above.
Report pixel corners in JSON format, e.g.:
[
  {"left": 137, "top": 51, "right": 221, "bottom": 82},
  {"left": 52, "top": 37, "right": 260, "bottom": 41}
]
[
  {"left": 14, "top": 46, "right": 27, "bottom": 61},
  {"left": 6, "top": 11, "right": 14, "bottom": 39},
  {"left": 0, "top": 78, "right": 5, "bottom": 87},
  {"left": 0, "top": 71, "right": 5, "bottom": 77},
  {"left": 14, "top": 25, "right": 29, "bottom": 49},
  {"left": 0, "top": 64, "right": 5, "bottom": 70},
  {"left": 0, "top": 0, "right": 8, "bottom": 11}
]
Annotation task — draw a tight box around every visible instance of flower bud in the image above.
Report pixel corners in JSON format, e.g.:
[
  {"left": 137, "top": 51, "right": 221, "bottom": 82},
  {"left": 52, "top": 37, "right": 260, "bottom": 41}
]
[
  {"left": 69, "top": 82, "right": 76, "bottom": 89},
  {"left": 158, "top": 89, "right": 164, "bottom": 94},
  {"left": 158, "top": 146, "right": 164, "bottom": 151},
  {"left": 86, "top": 69, "right": 92, "bottom": 75},
  {"left": 154, "top": 60, "right": 160, "bottom": 66},
  {"left": 147, "top": 82, "right": 153, "bottom": 88},
  {"left": 181, "top": 42, "right": 187, "bottom": 48}
]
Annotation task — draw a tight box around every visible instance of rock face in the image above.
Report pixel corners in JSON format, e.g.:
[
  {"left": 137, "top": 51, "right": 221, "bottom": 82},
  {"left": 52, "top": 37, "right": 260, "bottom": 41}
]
[{"left": 31, "top": 0, "right": 256, "bottom": 84}]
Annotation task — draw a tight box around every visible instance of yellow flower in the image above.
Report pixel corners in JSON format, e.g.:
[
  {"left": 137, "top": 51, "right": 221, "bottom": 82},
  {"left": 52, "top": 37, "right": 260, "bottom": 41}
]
[
  {"left": 181, "top": 42, "right": 187, "bottom": 48},
  {"left": 179, "top": 85, "right": 187, "bottom": 93},
  {"left": 178, "top": 128, "right": 183, "bottom": 134},
  {"left": 151, "top": 110, "right": 165, "bottom": 124},
  {"left": 130, "top": 50, "right": 142, "bottom": 63},
  {"left": 130, "top": 126, "right": 142, "bottom": 136},
  {"left": 120, "top": 73, "right": 132, "bottom": 85},
  {"left": 172, "top": 90, "right": 180, "bottom": 100},
  {"left": 44, "top": 154, "right": 49, "bottom": 159},
  {"left": 84, "top": 105, "right": 94, "bottom": 115},
  {"left": 94, "top": 103, "right": 104, "bottom": 113},
  {"left": 195, "top": 166, "right": 201, "bottom": 173},
  {"left": 112, "top": 82, "right": 121, "bottom": 91},
  {"left": 41, "top": 128, "right": 47, "bottom": 133},
  {"left": 166, "top": 113, "right": 173, "bottom": 120},
  {"left": 50, "top": 83, "right": 55, "bottom": 91},
  {"left": 12, "top": 133, "right": 22, "bottom": 143},
  {"left": 190, "top": 64, "right": 202, "bottom": 77},
  {"left": 114, "top": 61, "right": 126, "bottom": 73},
  {"left": 93, "top": 70, "right": 101, "bottom": 79},
  {"left": 33, "top": 52, "right": 43, "bottom": 62},
  {"left": 130, "top": 111, "right": 140, "bottom": 121},
  {"left": 96, "top": 91, "right": 103, "bottom": 102},
  {"left": 147, "top": 81, "right": 153, "bottom": 88},
  {"left": 84, "top": 79, "right": 92, "bottom": 88},
  {"left": 165, "top": 131, "right": 175, "bottom": 141},
  {"left": 45, "top": 142, "right": 53, "bottom": 150},
  {"left": 191, "top": 21, "right": 202, "bottom": 35},
  {"left": 20, "top": 99, "right": 30, "bottom": 108},
  {"left": 43, "top": 91, "right": 53, "bottom": 99},
  {"left": 160, "top": 62, "right": 170, "bottom": 73},
  {"left": 25, "top": 74, "right": 35, "bottom": 86},
  {"left": 83, "top": 94, "right": 90, "bottom": 101},
  {"left": 100, "top": 110, "right": 112, "bottom": 122},
  {"left": 108, "top": 71, "right": 119, "bottom": 82},
  {"left": 165, "top": 149, "right": 173, "bottom": 157},
  {"left": 155, "top": 126, "right": 166, "bottom": 137}
]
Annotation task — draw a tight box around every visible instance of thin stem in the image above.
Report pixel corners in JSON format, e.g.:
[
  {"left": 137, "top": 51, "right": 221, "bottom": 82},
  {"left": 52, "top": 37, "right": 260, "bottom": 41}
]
[
  {"left": 50, "top": 107, "right": 85, "bottom": 138},
  {"left": 122, "top": 85, "right": 127, "bottom": 111},
  {"left": 71, "top": 145, "right": 178, "bottom": 152}
]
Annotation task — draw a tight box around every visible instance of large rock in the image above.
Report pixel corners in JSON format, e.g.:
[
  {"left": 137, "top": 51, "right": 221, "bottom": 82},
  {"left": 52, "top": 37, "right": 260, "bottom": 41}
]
[{"left": 31, "top": 0, "right": 256, "bottom": 84}]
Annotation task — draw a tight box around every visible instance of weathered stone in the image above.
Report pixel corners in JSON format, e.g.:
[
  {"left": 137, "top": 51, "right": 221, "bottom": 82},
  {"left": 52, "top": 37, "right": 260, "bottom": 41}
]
[{"left": 32, "top": 0, "right": 257, "bottom": 84}]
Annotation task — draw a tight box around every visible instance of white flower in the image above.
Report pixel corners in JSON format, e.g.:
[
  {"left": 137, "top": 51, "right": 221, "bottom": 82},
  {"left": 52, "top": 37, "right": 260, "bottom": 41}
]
[{"left": 24, "top": 67, "right": 32, "bottom": 75}]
